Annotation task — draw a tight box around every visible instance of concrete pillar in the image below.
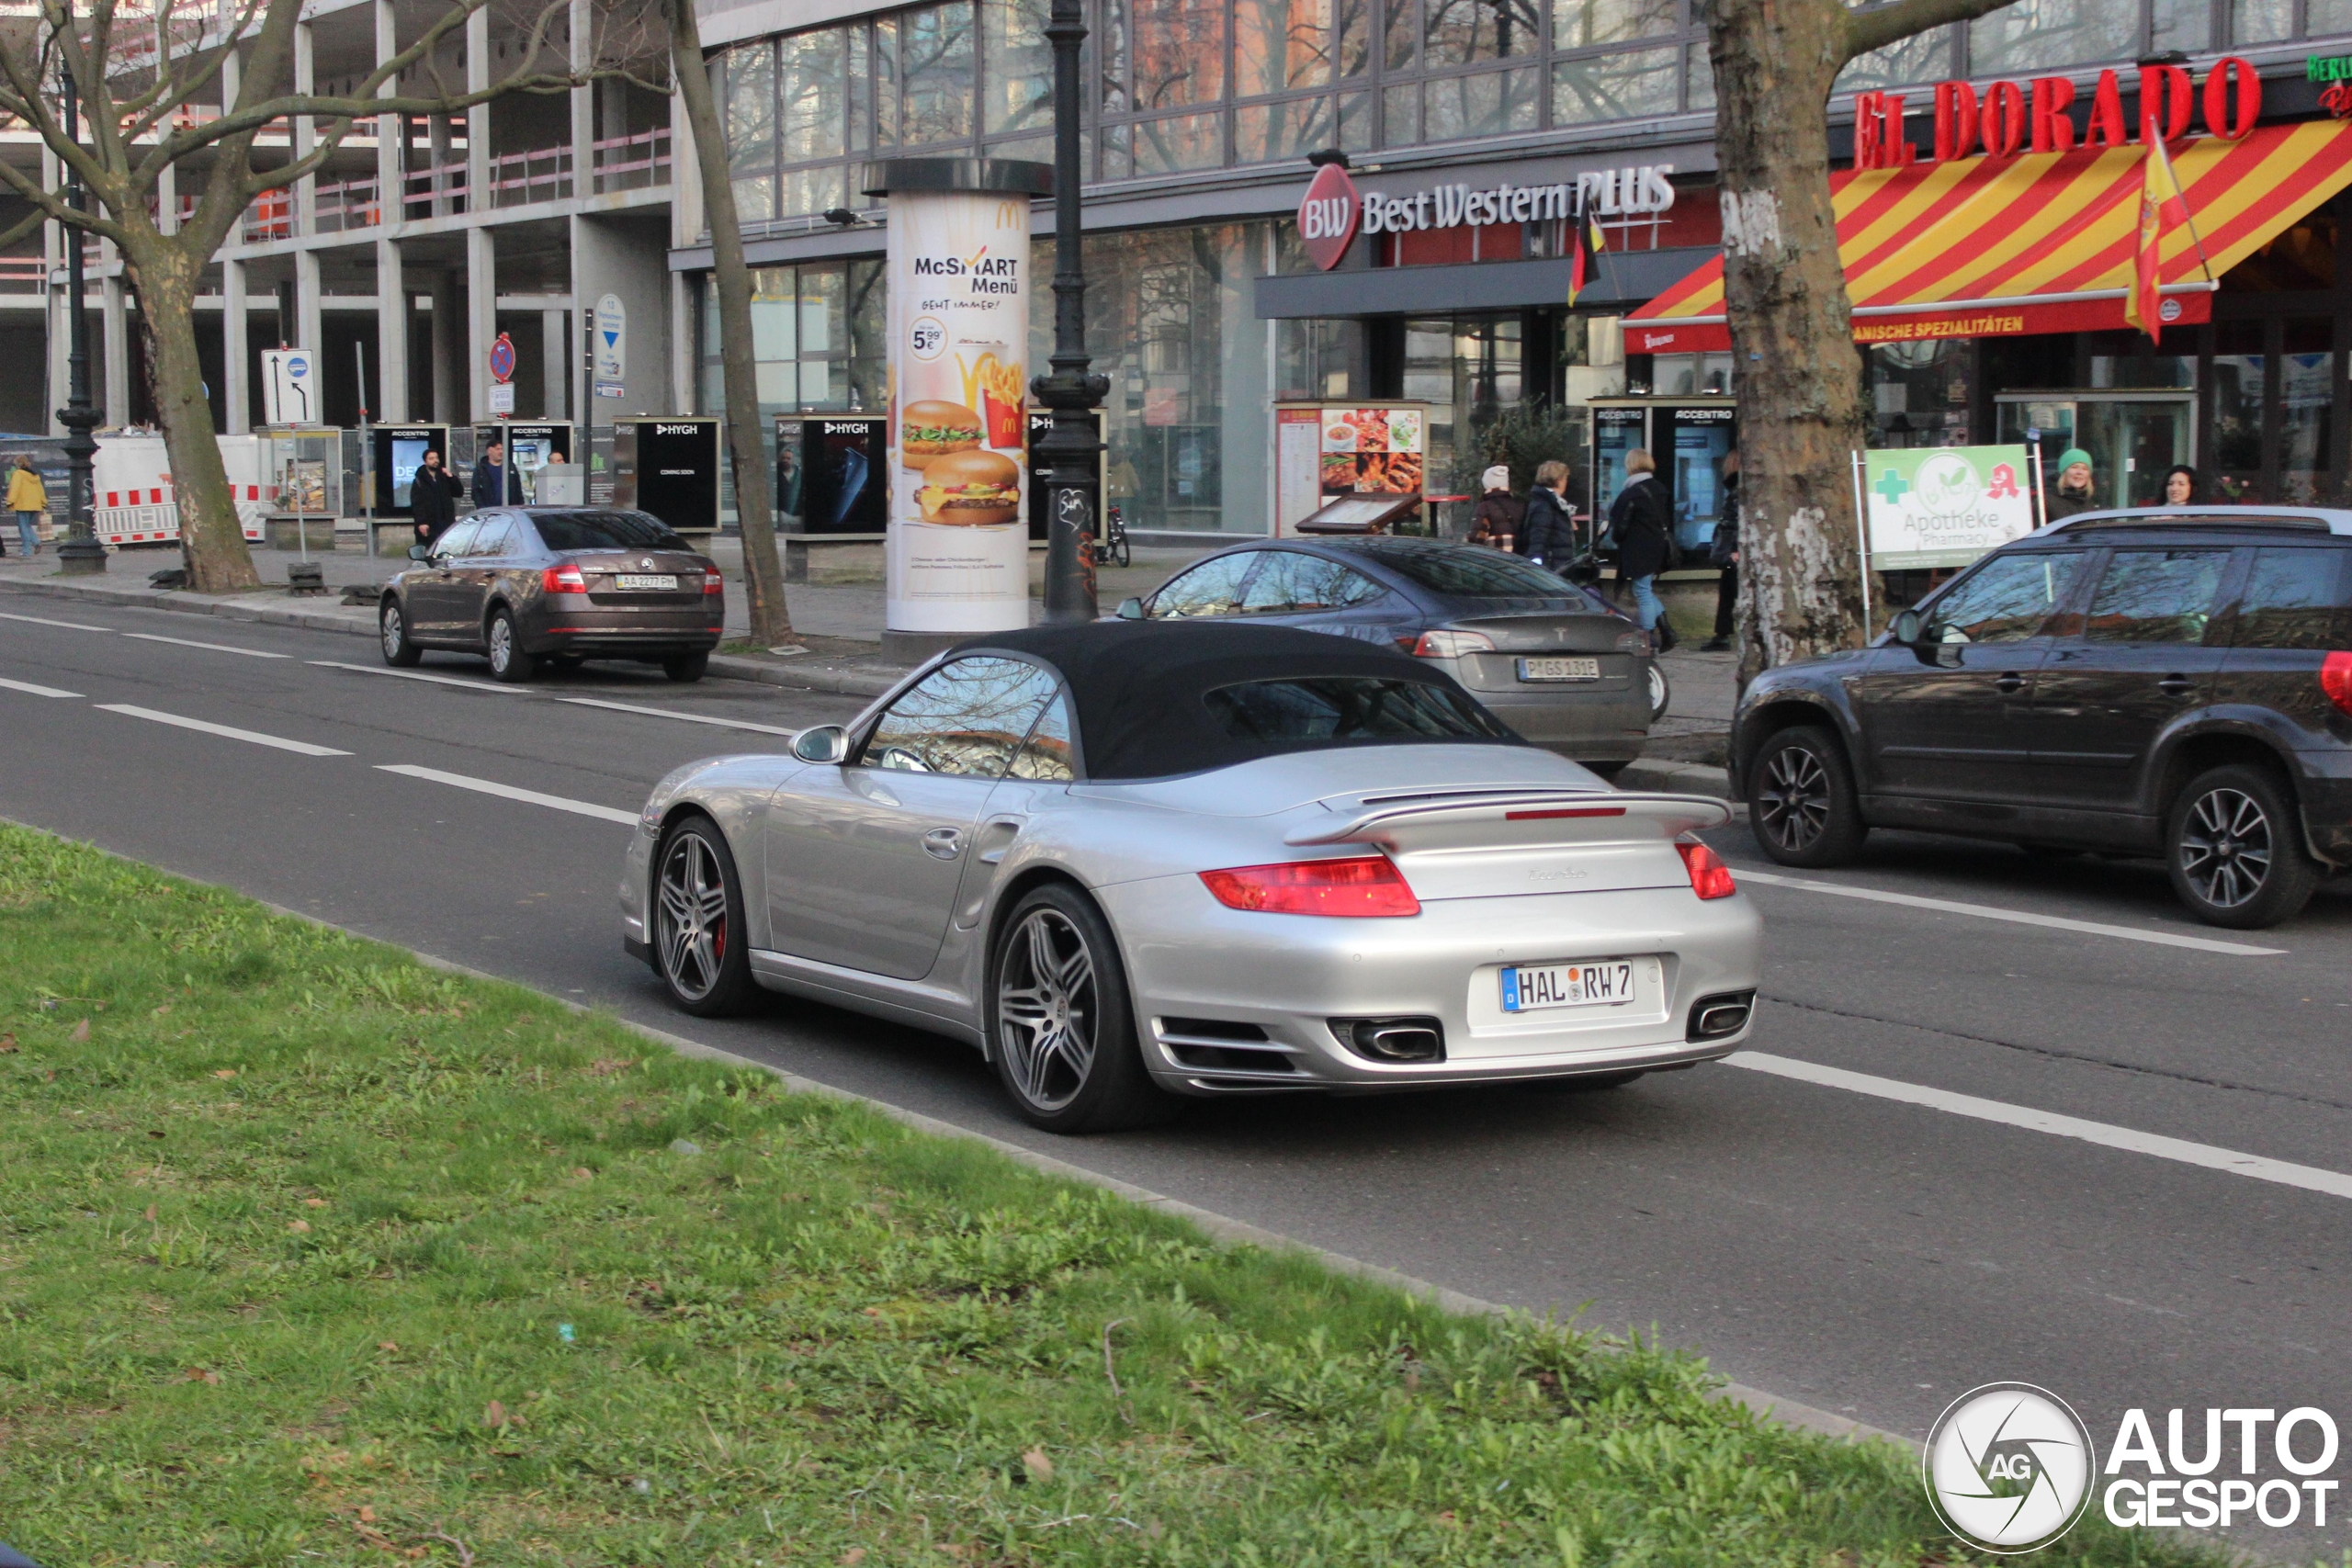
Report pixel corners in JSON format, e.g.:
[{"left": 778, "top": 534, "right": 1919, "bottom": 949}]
[
  {"left": 157, "top": 164, "right": 177, "bottom": 236},
  {"left": 102, "top": 274, "right": 128, "bottom": 427},
  {"left": 377, "top": 240, "right": 407, "bottom": 421},
  {"left": 466, "top": 7, "right": 490, "bottom": 212},
  {"left": 467, "top": 229, "right": 496, "bottom": 421},
  {"left": 376, "top": 0, "right": 401, "bottom": 220},
  {"left": 570, "top": 0, "right": 593, "bottom": 197},
  {"left": 222, "top": 257, "right": 249, "bottom": 434},
  {"left": 542, "top": 308, "right": 567, "bottom": 420},
  {"left": 668, "top": 270, "right": 692, "bottom": 415},
  {"left": 295, "top": 249, "right": 323, "bottom": 361},
  {"left": 428, "top": 117, "right": 452, "bottom": 218},
  {"left": 293, "top": 20, "right": 317, "bottom": 233},
  {"left": 430, "top": 271, "right": 460, "bottom": 421}
]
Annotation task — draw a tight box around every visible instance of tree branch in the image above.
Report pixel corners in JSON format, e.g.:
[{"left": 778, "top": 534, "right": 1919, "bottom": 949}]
[{"left": 1843, "top": 0, "right": 2017, "bottom": 65}]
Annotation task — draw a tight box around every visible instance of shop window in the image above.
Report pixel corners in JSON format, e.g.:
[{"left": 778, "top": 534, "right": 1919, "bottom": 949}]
[
  {"left": 982, "top": 0, "right": 1054, "bottom": 137},
  {"left": 1426, "top": 0, "right": 1538, "bottom": 65},
  {"left": 1867, "top": 341, "right": 1967, "bottom": 446},
  {"left": 1551, "top": 0, "right": 1679, "bottom": 50},
  {"left": 2150, "top": 0, "right": 2211, "bottom": 52},
  {"left": 1277, "top": 318, "right": 1361, "bottom": 400},
  {"left": 2312, "top": 0, "right": 2352, "bottom": 33},
  {"left": 1238, "top": 96, "right": 1337, "bottom": 163},
  {"left": 1235, "top": 0, "right": 1368, "bottom": 95},
  {"left": 1552, "top": 45, "right": 1679, "bottom": 125},
  {"left": 2231, "top": 0, "right": 2293, "bottom": 42},
  {"left": 1133, "top": 0, "right": 1227, "bottom": 107},
  {"left": 1652, "top": 352, "right": 1732, "bottom": 396},
  {"left": 2278, "top": 318, "right": 2335, "bottom": 504},
  {"left": 2210, "top": 321, "right": 2265, "bottom": 502},
  {"left": 2087, "top": 340, "right": 2193, "bottom": 389},
  {"left": 1425, "top": 66, "right": 1540, "bottom": 141},
  {"left": 1968, "top": 0, "right": 2134, "bottom": 74}
]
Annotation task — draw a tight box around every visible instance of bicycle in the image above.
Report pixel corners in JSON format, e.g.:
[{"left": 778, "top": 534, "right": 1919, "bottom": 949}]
[{"left": 1092, "top": 503, "right": 1130, "bottom": 569}]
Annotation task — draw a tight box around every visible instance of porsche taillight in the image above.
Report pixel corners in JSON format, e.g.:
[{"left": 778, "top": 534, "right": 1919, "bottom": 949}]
[
  {"left": 1199, "top": 856, "right": 1420, "bottom": 917},
  {"left": 1676, "top": 838, "right": 1736, "bottom": 900}
]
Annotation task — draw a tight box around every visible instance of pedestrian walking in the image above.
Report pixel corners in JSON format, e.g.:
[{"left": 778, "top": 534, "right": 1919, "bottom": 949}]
[
  {"left": 2045, "top": 447, "right": 2098, "bottom": 521},
  {"left": 1702, "top": 448, "right": 1739, "bottom": 651},
  {"left": 472, "top": 439, "right": 523, "bottom": 506},
  {"left": 1469, "top": 465, "right": 1523, "bottom": 552},
  {"left": 1609, "top": 448, "right": 1678, "bottom": 649},
  {"left": 410, "top": 450, "right": 461, "bottom": 548},
  {"left": 1522, "top": 460, "right": 1577, "bottom": 568},
  {"left": 4, "top": 456, "right": 43, "bottom": 558}
]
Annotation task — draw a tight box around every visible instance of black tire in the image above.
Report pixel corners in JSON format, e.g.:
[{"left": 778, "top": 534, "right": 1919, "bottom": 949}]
[
  {"left": 2165, "top": 764, "right": 2320, "bottom": 930},
  {"left": 548, "top": 654, "right": 586, "bottom": 673},
  {"left": 486, "top": 607, "right": 536, "bottom": 683},
  {"left": 1747, "top": 725, "right": 1868, "bottom": 868},
  {"left": 651, "top": 818, "right": 761, "bottom": 1016},
  {"left": 379, "top": 596, "right": 422, "bottom": 667},
  {"left": 1646, "top": 662, "right": 1671, "bottom": 723},
  {"left": 986, "top": 883, "right": 1174, "bottom": 1134},
  {"left": 662, "top": 652, "right": 709, "bottom": 683},
  {"left": 1113, "top": 529, "right": 1131, "bottom": 570}
]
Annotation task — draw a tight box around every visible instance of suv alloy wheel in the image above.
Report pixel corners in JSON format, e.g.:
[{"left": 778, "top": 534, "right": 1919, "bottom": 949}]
[
  {"left": 1748, "top": 725, "right": 1868, "bottom": 868},
  {"left": 2165, "top": 764, "right": 2321, "bottom": 929}
]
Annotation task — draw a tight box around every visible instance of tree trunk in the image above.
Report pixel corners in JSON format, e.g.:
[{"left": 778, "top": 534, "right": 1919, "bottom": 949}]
[
  {"left": 671, "top": 0, "right": 795, "bottom": 649},
  {"left": 125, "top": 236, "right": 263, "bottom": 593},
  {"left": 1704, "top": 0, "right": 1870, "bottom": 688}
]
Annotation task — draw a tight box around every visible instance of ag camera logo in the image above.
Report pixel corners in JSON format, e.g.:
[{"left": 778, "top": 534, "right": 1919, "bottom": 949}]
[{"left": 1923, "top": 1382, "right": 2096, "bottom": 1553}]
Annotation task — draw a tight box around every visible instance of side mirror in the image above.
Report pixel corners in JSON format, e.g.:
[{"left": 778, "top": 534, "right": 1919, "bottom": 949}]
[
  {"left": 1116, "top": 596, "right": 1147, "bottom": 621},
  {"left": 1891, "top": 608, "right": 1922, "bottom": 645},
  {"left": 408, "top": 545, "right": 430, "bottom": 561},
  {"left": 791, "top": 724, "right": 849, "bottom": 764}
]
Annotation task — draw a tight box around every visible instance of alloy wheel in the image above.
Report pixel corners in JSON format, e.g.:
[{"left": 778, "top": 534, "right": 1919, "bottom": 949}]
[
  {"left": 996, "top": 908, "right": 1099, "bottom": 1113},
  {"left": 489, "top": 615, "right": 514, "bottom": 674},
  {"left": 656, "top": 832, "right": 731, "bottom": 1002},
  {"left": 1758, "top": 745, "right": 1831, "bottom": 852},
  {"left": 2177, "top": 786, "right": 2272, "bottom": 909},
  {"left": 380, "top": 604, "right": 404, "bottom": 659}
]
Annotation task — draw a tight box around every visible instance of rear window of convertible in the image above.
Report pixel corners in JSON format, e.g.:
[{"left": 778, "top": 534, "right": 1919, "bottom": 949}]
[{"left": 1203, "top": 677, "right": 1515, "bottom": 746}]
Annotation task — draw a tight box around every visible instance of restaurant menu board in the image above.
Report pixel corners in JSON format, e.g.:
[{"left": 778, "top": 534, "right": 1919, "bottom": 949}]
[{"left": 1272, "top": 402, "right": 1429, "bottom": 536}]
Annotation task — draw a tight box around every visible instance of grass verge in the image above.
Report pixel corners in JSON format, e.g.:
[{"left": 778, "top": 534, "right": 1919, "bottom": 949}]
[{"left": 0, "top": 824, "right": 2225, "bottom": 1566}]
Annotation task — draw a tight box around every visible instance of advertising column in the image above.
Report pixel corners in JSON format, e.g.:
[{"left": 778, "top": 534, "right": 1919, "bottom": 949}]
[{"left": 872, "top": 159, "right": 1053, "bottom": 637}]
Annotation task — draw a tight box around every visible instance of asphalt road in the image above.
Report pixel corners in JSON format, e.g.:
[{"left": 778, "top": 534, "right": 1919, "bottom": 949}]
[{"left": 6, "top": 593, "right": 2351, "bottom": 1560}]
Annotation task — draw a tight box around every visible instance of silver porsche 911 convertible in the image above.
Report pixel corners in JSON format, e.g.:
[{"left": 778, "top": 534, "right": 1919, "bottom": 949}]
[{"left": 621, "top": 621, "right": 1759, "bottom": 1133}]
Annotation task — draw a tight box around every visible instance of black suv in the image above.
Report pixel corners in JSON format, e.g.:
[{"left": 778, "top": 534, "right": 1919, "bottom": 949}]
[{"left": 1732, "top": 508, "right": 2352, "bottom": 929}]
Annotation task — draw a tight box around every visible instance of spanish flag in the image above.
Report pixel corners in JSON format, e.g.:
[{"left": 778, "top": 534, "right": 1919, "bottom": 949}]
[
  {"left": 2123, "top": 130, "right": 2191, "bottom": 344},
  {"left": 1567, "top": 191, "right": 1606, "bottom": 308}
]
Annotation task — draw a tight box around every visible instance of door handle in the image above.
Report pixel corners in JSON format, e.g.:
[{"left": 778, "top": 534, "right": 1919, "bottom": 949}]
[
  {"left": 2157, "top": 675, "right": 2194, "bottom": 695},
  {"left": 922, "top": 826, "right": 964, "bottom": 859},
  {"left": 1994, "top": 672, "right": 2026, "bottom": 694}
]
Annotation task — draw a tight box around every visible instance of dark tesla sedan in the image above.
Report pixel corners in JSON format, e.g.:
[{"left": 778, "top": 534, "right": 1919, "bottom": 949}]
[
  {"left": 379, "top": 507, "right": 725, "bottom": 682},
  {"left": 1117, "top": 536, "right": 1659, "bottom": 771}
]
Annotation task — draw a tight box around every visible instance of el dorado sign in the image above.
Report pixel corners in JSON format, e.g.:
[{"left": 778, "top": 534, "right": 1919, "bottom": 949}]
[{"left": 1852, "top": 58, "right": 2262, "bottom": 169}]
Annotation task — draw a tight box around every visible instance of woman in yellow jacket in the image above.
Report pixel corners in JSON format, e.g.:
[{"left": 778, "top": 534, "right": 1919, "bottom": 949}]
[{"left": 5, "top": 457, "right": 45, "bottom": 557}]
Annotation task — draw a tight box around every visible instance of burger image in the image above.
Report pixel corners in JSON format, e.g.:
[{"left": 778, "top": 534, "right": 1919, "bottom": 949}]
[
  {"left": 914, "top": 449, "right": 1021, "bottom": 525},
  {"left": 901, "top": 400, "right": 983, "bottom": 467}
]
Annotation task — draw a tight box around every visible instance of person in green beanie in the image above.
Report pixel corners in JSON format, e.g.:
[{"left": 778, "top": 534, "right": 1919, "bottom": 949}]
[{"left": 2046, "top": 446, "right": 2098, "bottom": 521}]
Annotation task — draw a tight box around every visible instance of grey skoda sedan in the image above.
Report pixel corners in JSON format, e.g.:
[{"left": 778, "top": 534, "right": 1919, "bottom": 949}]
[
  {"left": 1119, "top": 537, "right": 1659, "bottom": 773},
  {"left": 379, "top": 507, "right": 724, "bottom": 682}
]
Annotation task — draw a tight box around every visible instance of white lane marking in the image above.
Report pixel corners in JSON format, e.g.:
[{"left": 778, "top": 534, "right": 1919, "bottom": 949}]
[
  {"left": 1728, "top": 1052, "right": 2352, "bottom": 1202},
  {"left": 376, "top": 762, "right": 638, "bottom": 825},
  {"left": 123, "top": 631, "right": 289, "bottom": 660},
  {"left": 310, "top": 660, "right": 528, "bottom": 694},
  {"left": 1735, "top": 868, "right": 2283, "bottom": 957},
  {"left": 0, "top": 610, "right": 108, "bottom": 632},
  {"left": 556, "top": 695, "right": 797, "bottom": 737},
  {"left": 96, "top": 703, "right": 352, "bottom": 757},
  {"left": 0, "top": 675, "right": 82, "bottom": 697}
]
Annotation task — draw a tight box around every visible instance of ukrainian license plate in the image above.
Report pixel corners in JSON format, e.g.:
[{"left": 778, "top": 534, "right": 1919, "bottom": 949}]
[
  {"left": 615, "top": 573, "right": 678, "bottom": 591},
  {"left": 1500, "top": 959, "right": 1636, "bottom": 1012},
  {"left": 1518, "top": 656, "right": 1600, "bottom": 682}
]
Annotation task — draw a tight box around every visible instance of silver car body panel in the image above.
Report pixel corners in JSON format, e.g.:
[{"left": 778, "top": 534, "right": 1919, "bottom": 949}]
[{"left": 621, "top": 734, "right": 1760, "bottom": 1095}]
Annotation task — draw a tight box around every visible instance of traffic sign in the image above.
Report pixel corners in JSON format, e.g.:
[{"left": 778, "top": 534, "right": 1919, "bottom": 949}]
[
  {"left": 594, "top": 293, "right": 626, "bottom": 383},
  {"left": 488, "top": 332, "right": 517, "bottom": 384},
  {"left": 487, "top": 383, "right": 515, "bottom": 415},
  {"left": 594, "top": 379, "right": 625, "bottom": 400}
]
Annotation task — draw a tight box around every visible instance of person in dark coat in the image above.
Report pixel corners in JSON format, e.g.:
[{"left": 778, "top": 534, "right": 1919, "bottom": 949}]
[
  {"left": 1608, "top": 447, "right": 1677, "bottom": 649},
  {"left": 1469, "top": 464, "right": 1523, "bottom": 551},
  {"left": 1522, "top": 459, "right": 1577, "bottom": 567},
  {"left": 409, "top": 450, "right": 461, "bottom": 548},
  {"left": 2044, "top": 446, "right": 2098, "bottom": 521},
  {"left": 1703, "top": 448, "right": 1739, "bottom": 651},
  {"left": 471, "top": 439, "right": 523, "bottom": 507}
]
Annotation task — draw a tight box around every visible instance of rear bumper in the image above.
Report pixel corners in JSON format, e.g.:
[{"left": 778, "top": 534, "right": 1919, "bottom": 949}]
[
  {"left": 525, "top": 603, "right": 723, "bottom": 656},
  {"left": 1097, "top": 878, "right": 1762, "bottom": 1096},
  {"left": 1475, "top": 684, "right": 1652, "bottom": 761}
]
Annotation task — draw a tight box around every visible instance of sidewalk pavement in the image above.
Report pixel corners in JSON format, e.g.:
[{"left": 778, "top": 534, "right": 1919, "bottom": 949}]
[{"left": 0, "top": 540, "right": 1738, "bottom": 796}]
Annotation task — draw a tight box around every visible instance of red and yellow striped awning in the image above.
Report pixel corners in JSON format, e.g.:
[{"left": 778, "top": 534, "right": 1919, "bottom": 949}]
[{"left": 1623, "top": 120, "right": 2352, "bottom": 354}]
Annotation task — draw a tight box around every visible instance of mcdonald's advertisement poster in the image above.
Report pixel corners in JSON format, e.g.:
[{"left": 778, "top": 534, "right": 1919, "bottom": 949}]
[
  {"left": 885, "top": 190, "right": 1032, "bottom": 634},
  {"left": 1860, "top": 444, "right": 2041, "bottom": 570}
]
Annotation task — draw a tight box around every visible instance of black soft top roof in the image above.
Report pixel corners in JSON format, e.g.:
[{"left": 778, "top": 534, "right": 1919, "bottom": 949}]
[{"left": 947, "top": 620, "right": 1503, "bottom": 780}]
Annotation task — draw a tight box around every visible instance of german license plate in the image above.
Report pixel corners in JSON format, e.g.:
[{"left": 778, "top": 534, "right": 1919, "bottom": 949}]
[
  {"left": 1518, "top": 656, "right": 1600, "bottom": 682},
  {"left": 615, "top": 573, "right": 677, "bottom": 591},
  {"left": 1501, "top": 959, "right": 1636, "bottom": 1012}
]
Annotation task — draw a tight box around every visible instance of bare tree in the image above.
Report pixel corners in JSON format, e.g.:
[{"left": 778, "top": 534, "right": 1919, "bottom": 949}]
[
  {"left": 0, "top": 0, "right": 650, "bottom": 592},
  {"left": 1703, "top": 0, "right": 2015, "bottom": 682},
  {"left": 668, "top": 0, "right": 795, "bottom": 649}
]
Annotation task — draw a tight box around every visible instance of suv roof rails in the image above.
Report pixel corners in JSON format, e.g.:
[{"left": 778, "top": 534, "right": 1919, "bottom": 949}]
[{"left": 2039, "top": 506, "right": 2352, "bottom": 536}]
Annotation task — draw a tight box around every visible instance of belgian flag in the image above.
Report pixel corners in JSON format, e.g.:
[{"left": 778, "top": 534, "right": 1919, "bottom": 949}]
[{"left": 1566, "top": 191, "right": 1606, "bottom": 308}]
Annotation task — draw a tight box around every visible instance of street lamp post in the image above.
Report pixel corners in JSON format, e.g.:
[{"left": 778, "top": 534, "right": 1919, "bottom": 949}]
[
  {"left": 1030, "top": 0, "right": 1106, "bottom": 624},
  {"left": 54, "top": 63, "right": 105, "bottom": 577}
]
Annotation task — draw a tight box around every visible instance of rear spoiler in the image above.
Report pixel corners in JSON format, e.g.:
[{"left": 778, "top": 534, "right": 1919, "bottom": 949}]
[{"left": 1285, "top": 791, "right": 1729, "bottom": 850}]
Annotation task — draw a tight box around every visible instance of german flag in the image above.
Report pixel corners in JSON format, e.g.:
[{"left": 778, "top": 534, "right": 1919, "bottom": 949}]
[{"left": 1567, "top": 189, "right": 1606, "bottom": 307}]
